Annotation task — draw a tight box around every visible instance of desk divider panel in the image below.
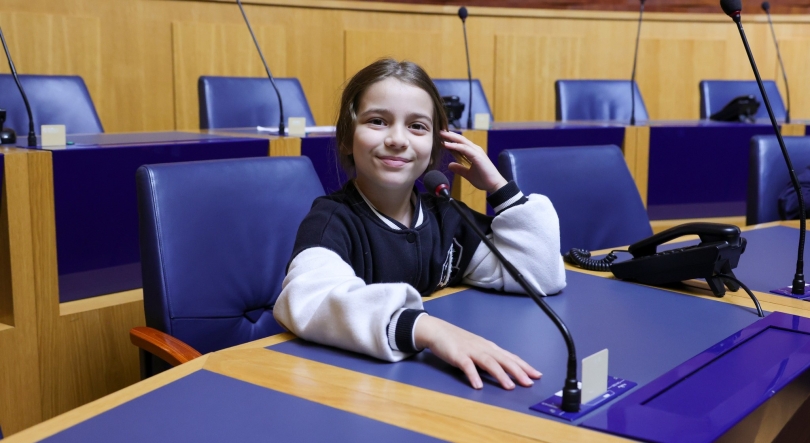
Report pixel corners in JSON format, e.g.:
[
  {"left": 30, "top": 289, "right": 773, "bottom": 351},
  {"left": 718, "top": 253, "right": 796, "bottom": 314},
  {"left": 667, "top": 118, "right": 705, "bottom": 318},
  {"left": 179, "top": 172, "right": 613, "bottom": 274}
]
[{"left": 0, "top": 150, "right": 44, "bottom": 435}]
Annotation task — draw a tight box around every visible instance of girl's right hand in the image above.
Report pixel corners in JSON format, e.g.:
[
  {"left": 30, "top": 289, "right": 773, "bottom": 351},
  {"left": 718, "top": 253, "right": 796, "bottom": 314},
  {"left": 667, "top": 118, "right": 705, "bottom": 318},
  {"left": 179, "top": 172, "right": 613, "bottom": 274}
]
[{"left": 413, "top": 315, "right": 541, "bottom": 390}]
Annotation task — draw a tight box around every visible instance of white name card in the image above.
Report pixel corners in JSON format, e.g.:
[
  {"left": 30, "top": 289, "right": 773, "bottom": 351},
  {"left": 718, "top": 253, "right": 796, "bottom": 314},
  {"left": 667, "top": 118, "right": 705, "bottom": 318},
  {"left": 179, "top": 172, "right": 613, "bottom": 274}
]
[{"left": 41, "top": 125, "right": 66, "bottom": 148}]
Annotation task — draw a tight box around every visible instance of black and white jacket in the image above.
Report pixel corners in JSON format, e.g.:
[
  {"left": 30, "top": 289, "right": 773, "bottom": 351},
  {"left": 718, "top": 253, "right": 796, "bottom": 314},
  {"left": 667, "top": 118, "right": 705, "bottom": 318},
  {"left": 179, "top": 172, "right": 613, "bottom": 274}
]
[{"left": 273, "top": 180, "right": 566, "bottom": 362}]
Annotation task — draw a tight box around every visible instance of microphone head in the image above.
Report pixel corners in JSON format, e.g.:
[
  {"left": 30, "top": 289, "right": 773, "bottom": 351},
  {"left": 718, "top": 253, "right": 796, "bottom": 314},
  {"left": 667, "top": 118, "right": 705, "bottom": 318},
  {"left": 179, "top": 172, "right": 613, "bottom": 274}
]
[
  {"left": 424, "top": 170, "right": 450, "bottom": 197},
  {"left": 458, "top": 6, "right": 468, "bottom": 21},
  {"left": 761, "top": 1, "right": 770, "bottom": 11},
  {"left": 720, "top": 0, "right": 742, "bottom": 18}
]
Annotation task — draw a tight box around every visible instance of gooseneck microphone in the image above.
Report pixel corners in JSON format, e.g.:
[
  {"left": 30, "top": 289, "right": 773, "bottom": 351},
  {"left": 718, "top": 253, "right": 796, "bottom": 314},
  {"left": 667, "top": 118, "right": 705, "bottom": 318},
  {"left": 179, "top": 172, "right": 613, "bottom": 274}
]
[
  {"left": 762, "top": 1, "right": 791, "bottom": 123},
  {"left": 458, "top": 6, "right": 473, "bottom": 130},
  {"left": 0, "top": 27, "right": 36, "bottom": 147},
  {"left": 721, "top": 0, "right": 806, "bottom": 295},
  {"left": 629, "top": 0, "right": 645, "bottom": 126},
  {"left": 424, "top": 170, "right": 581, "bottom": 412},
  {"left": 236, "top": 0, "right": 285, "bottom": 136}
]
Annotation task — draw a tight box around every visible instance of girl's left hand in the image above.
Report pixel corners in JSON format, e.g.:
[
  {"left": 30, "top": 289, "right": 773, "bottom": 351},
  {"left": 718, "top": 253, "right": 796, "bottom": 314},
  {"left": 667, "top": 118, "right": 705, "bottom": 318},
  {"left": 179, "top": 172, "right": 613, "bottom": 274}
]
[{"left": 441, "top": 130, "right": 508, "bottom": 194}]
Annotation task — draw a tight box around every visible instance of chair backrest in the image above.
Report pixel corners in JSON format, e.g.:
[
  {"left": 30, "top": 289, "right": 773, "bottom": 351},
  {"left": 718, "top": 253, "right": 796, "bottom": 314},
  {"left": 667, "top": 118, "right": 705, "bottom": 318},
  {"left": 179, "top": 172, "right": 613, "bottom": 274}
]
[
  {"left": 747, "top": 135, "right": 810, "bottom": 225},
  {"left": 198, "top": 76, "right": 316, "bottom": 129},
  {"left": 432, "top": 79, "right": 492, "bottom": 127},
  {"left": 137, "top": 156, "right": 324, "bottom": 355},
  {"left": 498, "top": 145, "right": 652, "bottom": 252},
  {"left": 699, "top": 80, "right": 785, "bottom": 121},
  {"left": 555, "top": 80, "right": 648, "bottom": 122},
  {"left": 0, "top": 74, "right": 103, "bottom": 135}
]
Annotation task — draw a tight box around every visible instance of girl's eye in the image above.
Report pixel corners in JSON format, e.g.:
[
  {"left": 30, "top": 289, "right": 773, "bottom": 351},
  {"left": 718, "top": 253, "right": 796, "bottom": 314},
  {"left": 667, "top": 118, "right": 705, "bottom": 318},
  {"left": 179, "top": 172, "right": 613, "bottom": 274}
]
[
  {"left": 411, "top": 123, "right": 429, "bottom": 131},
  {"left": 369, "top": 118, "right": 385, "bottom": 126}
]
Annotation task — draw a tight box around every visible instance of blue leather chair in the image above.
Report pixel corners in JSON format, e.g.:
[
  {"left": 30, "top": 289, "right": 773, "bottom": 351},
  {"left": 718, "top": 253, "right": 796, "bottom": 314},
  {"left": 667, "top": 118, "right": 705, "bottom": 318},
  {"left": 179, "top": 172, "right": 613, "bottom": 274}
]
[
  {"left": 433, "top": 79, "right": 492, "bottom": 128},
  {"left": 132, "top": 156, "right": 324, "bottom": 377},
  {"left": 555, "top": 80, "right": 648, "bottom": 122},
  {"left": 0, "top": 74, "right": 103, "bottom": 135},
  {"left": 498, "top": 145, "right": 652, "bottom": 253},
  {"left": 747, "top": 135, "right": 810, "bottom": 225},
  {"left": 700, "top": 80, "right": 786, "bottom": 121},
  {"left": 198, "top": 76, "right": 316, "bottom": 129}
]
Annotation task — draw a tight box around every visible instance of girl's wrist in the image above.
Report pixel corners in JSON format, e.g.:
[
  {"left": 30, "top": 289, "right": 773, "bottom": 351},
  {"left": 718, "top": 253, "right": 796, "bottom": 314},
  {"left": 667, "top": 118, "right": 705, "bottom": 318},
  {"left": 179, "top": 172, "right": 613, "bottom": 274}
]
[{"left": 487, "top": 179, "right": 509, "bottom": 194}]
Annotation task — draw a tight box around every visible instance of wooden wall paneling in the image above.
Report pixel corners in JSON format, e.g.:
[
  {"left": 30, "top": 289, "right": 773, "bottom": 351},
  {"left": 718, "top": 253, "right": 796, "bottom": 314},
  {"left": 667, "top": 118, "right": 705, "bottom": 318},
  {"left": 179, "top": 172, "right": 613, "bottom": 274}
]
[
  {"left": 636, "top": 38, "right": 728, "bottom": 120},
  {"left": 494, "top": 33, "right": 583, "bottom": 121},
  {"left": 344, "top": 29, "right": 445, "bottom": 80},
  {"left": 0, "top": 12, "right": 102, "bottom": 126},
  {"left": 777, "top": 39, "right": 810, "bottom": 120},
  {"left": 0, "top": 151, "right": 43, "bottom": 436},
  {"left": 172, "top": 21, "right": 287, "bottom": 131},
  {"left": 27, "top": 150, "right": 144, "bottom": 421},
  {"left": 283, "top": 8, "right": 345, "bottom": 126}
]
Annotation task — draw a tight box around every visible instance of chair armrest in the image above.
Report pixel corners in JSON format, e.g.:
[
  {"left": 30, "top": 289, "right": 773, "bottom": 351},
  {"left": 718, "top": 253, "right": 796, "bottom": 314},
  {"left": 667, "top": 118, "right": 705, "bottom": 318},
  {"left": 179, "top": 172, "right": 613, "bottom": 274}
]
[{"left": 129, "top": 326, "right": 202, "bottom": 367}]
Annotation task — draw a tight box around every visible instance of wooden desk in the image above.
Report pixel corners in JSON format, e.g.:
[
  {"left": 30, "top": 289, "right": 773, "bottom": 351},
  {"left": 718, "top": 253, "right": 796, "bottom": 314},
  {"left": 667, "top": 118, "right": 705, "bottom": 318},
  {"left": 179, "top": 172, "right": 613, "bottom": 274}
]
[
  {"left": 0, "top": 134, "right": 279, "bottom": 434},
  {"left": 8, "top": 268, "right": 804, "bottom": 442}
]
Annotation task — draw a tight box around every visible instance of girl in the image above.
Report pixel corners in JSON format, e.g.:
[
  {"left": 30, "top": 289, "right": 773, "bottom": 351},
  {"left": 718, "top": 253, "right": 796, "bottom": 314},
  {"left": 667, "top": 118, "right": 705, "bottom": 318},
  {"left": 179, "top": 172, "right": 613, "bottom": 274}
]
[{"left": 274, "top": 59, "right": 566, "bottom": 390}]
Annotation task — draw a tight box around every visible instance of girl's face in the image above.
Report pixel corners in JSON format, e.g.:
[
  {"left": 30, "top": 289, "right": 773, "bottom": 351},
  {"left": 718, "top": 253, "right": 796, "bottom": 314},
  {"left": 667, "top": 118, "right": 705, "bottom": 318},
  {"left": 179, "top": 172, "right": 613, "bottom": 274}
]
[{"left": 351, "top": 77, "right": 434, "bottom": 194}]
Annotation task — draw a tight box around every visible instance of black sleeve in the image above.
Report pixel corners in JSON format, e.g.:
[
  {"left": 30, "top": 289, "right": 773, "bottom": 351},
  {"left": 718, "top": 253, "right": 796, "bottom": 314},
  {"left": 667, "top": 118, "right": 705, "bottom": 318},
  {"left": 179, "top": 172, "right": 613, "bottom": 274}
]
[{"left": 287, "top": 198, "right": 357, "bottom": 271}]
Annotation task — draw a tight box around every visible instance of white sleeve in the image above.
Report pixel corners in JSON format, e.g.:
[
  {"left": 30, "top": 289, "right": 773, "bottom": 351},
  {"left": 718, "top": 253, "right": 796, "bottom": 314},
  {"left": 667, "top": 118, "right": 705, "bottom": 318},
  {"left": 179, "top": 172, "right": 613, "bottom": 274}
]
[
  {"left": 462, "top": 194, "right": 566, "bottom": 295},
  {"left": 273, "top": 247, "right": 425, "bottom": 362}
]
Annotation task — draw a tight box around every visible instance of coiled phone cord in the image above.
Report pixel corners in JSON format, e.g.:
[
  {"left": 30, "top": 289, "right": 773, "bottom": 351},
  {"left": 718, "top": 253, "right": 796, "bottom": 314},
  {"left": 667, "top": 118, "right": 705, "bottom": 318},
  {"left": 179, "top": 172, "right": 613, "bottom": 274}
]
[{"left": 563, "top": 249, "right": 623, "bottom": 272}]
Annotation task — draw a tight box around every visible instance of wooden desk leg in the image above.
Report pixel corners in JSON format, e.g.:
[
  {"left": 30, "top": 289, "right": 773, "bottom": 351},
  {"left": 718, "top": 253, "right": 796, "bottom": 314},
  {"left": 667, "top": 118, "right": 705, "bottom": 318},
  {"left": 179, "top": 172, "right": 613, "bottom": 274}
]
[
  {"left": 781, "top": 124, "right": 806, "bottom": 136},
  {"left": 269, "top": 137, "right": 302, "bottom": 157},
  {"left": 622, "top": 125, "right": 650, "bottom": 207},
  {"left": 0, "top": 150, "right": 44, "bottom": 435},
  {"left": 454, "top": 130, "right": 488, "bottom": 214}
]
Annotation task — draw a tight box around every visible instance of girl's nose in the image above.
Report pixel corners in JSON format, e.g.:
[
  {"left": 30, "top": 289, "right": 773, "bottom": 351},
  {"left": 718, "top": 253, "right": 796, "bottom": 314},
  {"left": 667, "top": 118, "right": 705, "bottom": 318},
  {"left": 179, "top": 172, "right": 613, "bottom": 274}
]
[{"left": 385, "top": 125, "right": 409, "bottom": 149}]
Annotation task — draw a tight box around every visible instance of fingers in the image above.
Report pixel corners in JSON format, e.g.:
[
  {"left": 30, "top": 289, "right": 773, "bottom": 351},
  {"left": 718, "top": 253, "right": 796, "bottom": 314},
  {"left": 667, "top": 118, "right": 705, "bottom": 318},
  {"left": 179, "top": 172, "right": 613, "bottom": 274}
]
[
  {"left": 474, "top": 353, "right": 516, "bottom": 390},
  {"left": 459, "top": 358, "right": 484, "bottom": 390}
]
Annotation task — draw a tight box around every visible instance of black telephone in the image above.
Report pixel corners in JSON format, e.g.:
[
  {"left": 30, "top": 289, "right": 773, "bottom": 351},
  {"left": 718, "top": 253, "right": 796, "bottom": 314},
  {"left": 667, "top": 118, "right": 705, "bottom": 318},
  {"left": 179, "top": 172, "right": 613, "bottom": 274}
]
[
  {"left": 442, "top": 96, "right": 465, "bottom": 130},
  {"left": 566, "top": 223, "right": 747, "bottom": 297},
  {"left": 709, "top": 95, "right": 760, "bottom": 123}
]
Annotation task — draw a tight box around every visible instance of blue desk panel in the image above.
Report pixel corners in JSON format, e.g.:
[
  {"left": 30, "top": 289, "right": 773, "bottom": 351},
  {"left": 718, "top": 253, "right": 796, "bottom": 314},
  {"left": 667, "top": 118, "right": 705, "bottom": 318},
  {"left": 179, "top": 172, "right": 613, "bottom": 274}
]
[
  {"left": 647, "top": 121, "right": 777, "bottom": 220},
  {"left": 300, "top": 133, "right": 346, "bottom": 194},
  {"left": 41, "top": 370, "right": 441, "bottom": 443},
  {"left": 486, "top": 122, "right": 626, "bottom": 165},
  {"left": 42, "top": 135, "right": 269, "bottom": 302},
  {"left": 270, "top": 271, "right": 761, "bottom": 425}
]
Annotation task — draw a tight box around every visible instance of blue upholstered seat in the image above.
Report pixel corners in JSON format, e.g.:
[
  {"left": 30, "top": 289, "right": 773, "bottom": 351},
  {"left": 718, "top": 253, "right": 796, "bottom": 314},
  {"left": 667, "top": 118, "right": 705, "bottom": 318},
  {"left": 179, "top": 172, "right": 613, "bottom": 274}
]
[
  {"left": 198, "top": 76, "right": 316, "bottom": 129},
  {"left": 700, "top": 80, "right": 785, "bottom": 121},
  {"left": 555, "top": 80, "right": 648, "bottom": 122},
  {"left": 747, "top": 135, "right": 810, "bottom": 225},
  {"left": 498, "top": 145, "right": 652, "bottom": 252},
  {"left": 433, "top": 79, "right": 492, "bottom": 128},
  {"left": 136, "top": 156, "right": 324, "bottom": 375},
  {"left": 0, "top": 74, "right": 103, "bottom": 135}
]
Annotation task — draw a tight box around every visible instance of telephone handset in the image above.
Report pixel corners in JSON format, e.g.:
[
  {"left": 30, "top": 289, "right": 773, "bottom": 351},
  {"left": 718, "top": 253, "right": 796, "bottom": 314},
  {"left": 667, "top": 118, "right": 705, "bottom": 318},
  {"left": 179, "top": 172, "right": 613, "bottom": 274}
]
[{"left": 566, "top": 223, "right": 747, "bottom": 297}]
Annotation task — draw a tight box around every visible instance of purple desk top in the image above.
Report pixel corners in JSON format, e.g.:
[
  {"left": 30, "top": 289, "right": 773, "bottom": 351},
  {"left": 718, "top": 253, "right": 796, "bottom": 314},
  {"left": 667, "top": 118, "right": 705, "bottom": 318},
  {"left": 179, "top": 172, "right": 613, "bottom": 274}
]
[
  {"left": 16, "top": 131, "right": 235, "bottom": 148},
  {"left": 41, "top": 370, "right": 441, "bottom": 442},
  {"left": 38, "top": 134, "right": 270, "bottom": 303},
  {"left": 583, "top": 311, "right": 810, "bottom": 442},
  {"left": 269, "top": 271, "right": 761, "bottom": 426}
]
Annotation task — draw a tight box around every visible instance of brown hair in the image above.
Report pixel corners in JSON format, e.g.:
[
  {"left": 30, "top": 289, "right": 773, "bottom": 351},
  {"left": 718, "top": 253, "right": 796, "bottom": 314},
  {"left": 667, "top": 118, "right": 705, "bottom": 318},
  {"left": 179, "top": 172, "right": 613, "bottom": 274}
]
[{"left": 335, "top": 58, "right": 448, "bottom": 177}]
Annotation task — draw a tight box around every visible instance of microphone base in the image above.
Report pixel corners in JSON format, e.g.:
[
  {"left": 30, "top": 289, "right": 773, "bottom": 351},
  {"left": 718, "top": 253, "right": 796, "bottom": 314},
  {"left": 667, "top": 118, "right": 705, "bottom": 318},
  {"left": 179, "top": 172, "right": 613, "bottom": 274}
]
[
  {"left": 561, "top": 380, "right": 582, "bottom": 413},
  {"left": 792, "top": 275, "right": 806, "bottom": 295},
  {"left": 531, "top": 376, "right": 638, "bottom": 421},
  {"left": 0, "top": 127, "right": 16, "bottom": 144}
]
